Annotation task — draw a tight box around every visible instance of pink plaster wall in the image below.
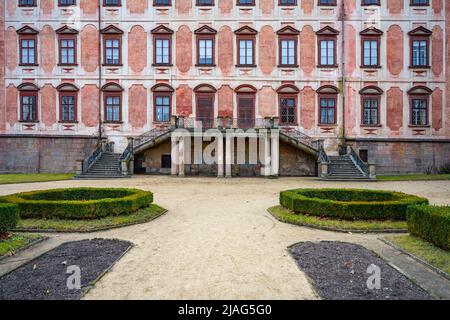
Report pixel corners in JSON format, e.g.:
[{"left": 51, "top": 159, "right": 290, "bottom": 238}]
[
  {"left": 259, "top": 0, "right": 274, "bottom": 15},
  {"left": 432, "top": 25, "right": 443, "bottom": 77},
  {"left": 6, "top": 0, "right": 16, "bottom": 17},
  {"left": 0, "top": 2, "right": 4, "bottom": 132},
  {"left": 128, "top": 85, "right": 147, "bottom": 129},
  {"left": 5, "top": 27, "right": 17, "bottom": 72},
  {"left": 300, "top": 25, "right": 315, "bottom": 75},
  {"left": 127, "top": 0, "right": 148, "bottom": 14},
  {"left": 81, "top": 85, "right": 99, "bottom": 127},
  {"left": 345, "top": 24, "right": 356, "bottom": 76},
  {"left": 300, "top": 86, "right": 315, "bottom": 130},
  {"left": 128, "top": 26, "right": 147, "bottom": 73},
  {"left": 218, "top": 26, "right": 234, "bottom": 76},
  {"left": 81, "top": 25, "right": 99, "bottom": 73},
  {"left": 218, "top": 85, "right": 234, "bottom": 117},
  {"left": 258, "top": 86, "right": 276, "bottom": 118},
  {"left": 176, "top": 26, "right": 193, "bottom": 74},
  {"left": 176, "top": 0, "right": 192, "bottom": 15},
  {"left": 40, "top": 0, "right": 54, "bottom": 16},
  {"left": 219, "top": 0, "right": 233, "bottom": 15},
  {"left": 40, "top": 25, "right": 56, "bottom": 74},
  {"left": 446, "top": 0, "right": 450, "bottom": 135},
  {"left": 432, "top": 0, "right": 443, "bottom": 15},
  {"left": 6, "top": 85, "right": 18, "bottom": 126},
  {"left": 387, "top": 0, "right": 403, "bottom": 15},
  {"left": 259, "top": 26, "right": 276, "bottom": 76},
  {"left": 387, "top": 25, "right": 404, "bottom": 76},
  {"left": 41, "top": 84, "right": 56, "bottom": 127},
  {"left": 344, "top": 0, "right": 356, "bottom": 16},
  {"left": 345, "top": 85, "right": 357, "bottom": 135},
  {"left": 432, "top": 88, "right": 443, "bottom": 132},
  {"left": 387, "top": 87, "right": 403, "bottom": 133},
  {"left": 80, "top": 0, "right": 98, "bottom": 16},
  {"left": 301, "top": 0, "right": 313, "bottom": 14},
  {"left": 176, "top": 84, "right": 193, "bottom": 117}
]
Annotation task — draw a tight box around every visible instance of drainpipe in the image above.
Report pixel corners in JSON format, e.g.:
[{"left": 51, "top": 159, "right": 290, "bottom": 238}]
[
  {"left": 340, "top": 0, "right": 347, "bottom": 154},
  {"left": 97, "top": 0, "right": 103, "bottom": 144}
]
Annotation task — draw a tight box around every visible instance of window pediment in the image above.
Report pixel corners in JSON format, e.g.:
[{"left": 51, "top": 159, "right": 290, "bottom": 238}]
[
  {"left": 17, "top": 25, "right": 39, "bottom": 35},
  {"left": 151, "top": 83, "right": 174, "bottom": 93},
  {"left": 194, "top": 84, "right": 217, "bottom": 93},
  {"left": 235, "top": 84, "right": 257, "bottom": 93},
  {"left": 18, "top": 82, "right": 40, "bottom": 91},
  {"left": 317, "top": 85, "right": 339, "bottom": 94},
  {"left": 56, "top": 25, "right": 79, "bottom": 35},
  {"left": 316, "top": 26, "right": 339, "bottom": 36},
  {"left": 234, "top": 26, "right": 258, "bottom": 35},
  {"left": 194, "top": 25, "right": 217, "bottom": 35},
  {"left": 359, "top": 86, "right": 383, "bottom": 95},
  {"left": 101, "top": 82, "right": 124, "bottom": 92},
  {"left": 100, "top": 25, "right": 124, "bottom": 35},
  {"left": 359, "top": 27, "right": 383, "bottom": 36},
  {"left": 277, "top": 26, "right": 300, "bottom": 36},
  {"left": 277, "top": 84, "right": 300, "bottom": 94},
  {"left": 57, "top": 83, "right": 79, "bottom": 92},
  {"left": 408, "top": 26, "right": 432, "bottom": 37},
  {"left": 407, "top": 86, "right": 432, "bottom": 95},
  {"left": 151, "top": 25, "right": 174, "bottom": 35}
]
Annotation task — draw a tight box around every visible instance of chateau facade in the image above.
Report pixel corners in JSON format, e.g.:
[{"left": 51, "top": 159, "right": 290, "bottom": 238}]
[{"left": 1, "top": 0, "right": 450, "bottom": 176}]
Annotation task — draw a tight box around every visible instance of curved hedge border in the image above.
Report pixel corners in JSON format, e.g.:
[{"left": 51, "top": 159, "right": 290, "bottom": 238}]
[
  {"left": 0, "top": 188, "right": 153, "bottom": 220},
  {"left": 407, "top": 205, "right": 450, "bottom": 250},
  {"left": 0, "top": 203, "right": 19, "bottom": 233},
  {"left": 280, "top": 188, "right": 428, "bottom": 221}
]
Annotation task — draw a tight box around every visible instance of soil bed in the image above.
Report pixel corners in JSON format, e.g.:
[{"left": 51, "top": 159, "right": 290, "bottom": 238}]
[
  {"left": 289, "top": 241, "right": 432, "bottom": 300},
  {"left": 0, "top": 239, "right": 132, "bottom": 300}
]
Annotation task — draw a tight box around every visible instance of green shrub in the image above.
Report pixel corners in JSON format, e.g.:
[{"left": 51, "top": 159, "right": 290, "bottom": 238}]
[
  {"left": 407, "top": 205, "right": 450, "bottom": 250},
  {"left": 0, "top": 188, "right": 153, "bottom": 220},
  {"left": 0, "top": 203, "right": 19, "bottom": 234},
  {"left": 280, "top": 188, "right": 428, "bottom": 221}
]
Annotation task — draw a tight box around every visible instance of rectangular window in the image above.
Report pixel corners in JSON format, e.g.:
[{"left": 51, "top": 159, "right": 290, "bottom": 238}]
[
  {"left": 155, "top": 95, "right": 171, "bottom": 122},
  {"left": 60, "top": 39, "right": 76, "bottom": 65},
  {"left": 154, "top": 0, "right": 171, "bottom": 5},
  {"left": 161, "top": 155, "right": 172, "bottom": 169},
  {"left": 58, "top": 0, "right": 76, "bottom": 5},
  {"left": 105, "top": 95, "right": 121, "bottom": 122},
  {"left": 104, "top": 38, "right": 121, "bottom": 65},
  {"left": 319, "top": 97, "right": 336, "bottom": 124},
  {"left": 362, "top": 0, "right": 379, "bottom": 5},
  {"left": 20, "top": 94, "right": 38, "bottom": 122},
  {"left": 362, "top": 97, "right": 379, "bottom": 126},
  {"left": 362, "top": 39, "right": 378, "bottom": 67},
  {"left": 104, "top": 0, "right": 121, "bottom": 6},
  {"left": 197, "top": 0, "right": 214, "bottom": 5},
  {"left": 155, "top": 38, "right": 170, "bottom": 65},
  {"left": 411, "top": 98, "right": 428, "bottom": 126},
  {"left": 60, "top": 94, "right": 76, "bottom": 122},
  {"left": 198, "top": 39, "right": 214, "bottom": 65},
  {"left": 280, "top": 97, "right": 297, "bottom": 125},
  {"left": 19, "top": 0, "right": 36, "bottom": 6},
  {"left": 319, "top": 39, "right": 335, "bottom": 66},
  {"left": 412, "top": 40, "right": 428, "bottom": 67},
  {"left": 238, "top": 39, "right": 254, "bottom": 66},
  {"left": 411, "top": 0, "right": 429, "bottom": 5},
  {"left": 280, "top": 39, "right": 296, "bottom": 66},
  {"left": 237, "top": 0, "right": 255, "bottom": 5},
  {"left": 318, "top": 0, "right": 336, "bottom": 5},
  {"left": 279, "top": 0, "right": 296, "bottom": 5},
  {"left": 20, "top": 39, "right": 36, "bottom": 65}
]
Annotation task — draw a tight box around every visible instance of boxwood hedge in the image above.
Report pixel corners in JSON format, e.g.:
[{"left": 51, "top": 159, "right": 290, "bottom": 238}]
[
  {"left": 407, "top": 205, "right": 450, "bottom": 250},
  {"left": 0, "top": 203, "right": 19, "bottom": 234},
  {"left": 0, "top": 188, "right": 153, "bottom": 220},
  {"left": 280, "top": 188, "right": 428, "bottom": 221}
]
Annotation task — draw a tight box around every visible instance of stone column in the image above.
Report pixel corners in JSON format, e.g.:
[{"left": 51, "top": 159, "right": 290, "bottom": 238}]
[
  {"left": 171, "top": 136, "right": 179, "bottom": 176},
  {"left": 271, "top": 130, "right": 279, "bottom": 176},
  {"left": 178, "top": 136, "right": 185, "bottom": 177},
  {"left": 261, "top": 133, "right": 271, "bottom": 176},
  {"left": 225, "top": 132, "right": 232, "bottom": 178},
  {"left": 217, "top": 135, "right": 224, "bottom": 177}
]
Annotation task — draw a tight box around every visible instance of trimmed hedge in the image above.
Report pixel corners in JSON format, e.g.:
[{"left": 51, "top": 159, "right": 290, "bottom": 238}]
[
  {"left": 407, "top": 205, "right": 450, "bottom": 250},
  {"left": 0, "top": 188, "right": 153, "bottom": 220},
  {"left": 280, "top": 188, "right": 429, "bottom": 221},
  {"left": 0, "top": 203, "right": 19, "bottom": 234}
]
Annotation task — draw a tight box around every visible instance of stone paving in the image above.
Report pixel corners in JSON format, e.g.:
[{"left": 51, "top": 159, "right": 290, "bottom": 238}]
[{"left": 0, "top": 176, "right": 449, "bottom": 299}]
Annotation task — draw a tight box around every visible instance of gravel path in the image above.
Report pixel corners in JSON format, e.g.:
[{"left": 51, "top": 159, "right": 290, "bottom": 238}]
[
  {"left": 0, "top": 176, "right": 449, "bottom": 299},
  {"left": 0, "top": 239, "right": 132, "bottom": 300},
  {"left": 289, "top": 242, "right": 432, "bottom": 300}
]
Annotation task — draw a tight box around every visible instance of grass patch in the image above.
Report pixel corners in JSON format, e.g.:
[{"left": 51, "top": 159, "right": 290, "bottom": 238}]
[
  {"left": 14, "top": 204, "right": 167, "bottom": 233},
  {"left": 0, "top": 233, "right": 44, "bottom": 257},
  {"left": 269, "top": 205, "right": 407, "bottom": 233},
  {"left": 0, "top": 174, "right": 74, "bottom": 185},
  {"left": 386, "top": 235, "right": 450, "bottom": 276},
  {"left": 377, "top": 174, "right": 450, "bottom": 181}
]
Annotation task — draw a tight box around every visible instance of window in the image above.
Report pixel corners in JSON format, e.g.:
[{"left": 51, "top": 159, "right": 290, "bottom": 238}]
[
  {"left": 362, "top": 0, "right": 380, "bottom": 5},
  {"left": 279, "top": 0, "right": 297, "bottom": 5},
  {"left": 360, "top": 27, "right": 383, "bottom": 68},
  {"left": 17, "top": 26, "right": 39, "bottom": 66},
  {"left": 408, "top": 86, "right": 432, "bottom": 126},
  {"left": 235, "top": 26, "right": 258, "bottom": 67},
  {"left": 161, "top": 155, "right": 172, "bottom": 169},
  {"left": 318, "top": 0, "right": 336, "bottom": 5},
  {"left": 154, "top": 0, "right": 171, "bottom": 6},
  {"left": 56, "top": 26, "right": 78, "bottom": 66},
  {"left": 197, "top": 0, "right": 214, "bottom": 5},
  {"left": 194, "top": 85, "right": 217, "bottom": 129},
  {"left": 408, "top": 26, "right": 432, "bottom": 68},
  {"left": 104, "top": 0, "right": 121, "bottom": 6},
  {"left": 151, "top": 25, "right": 174, "bottom": 66},
  {"left": 235, "top": 85, "right": 257, "bottom": 129},
  {"left": 58, "top": 0, "right": 76, "bottom": 5},
  {"left": 277, "top": 26, "right": 299, "bottom": 67},
  {"left": 101, "top": 25, "right": 123, "bottom": 66},
  {"left": 151, "top": 84, "right": 174, "bottom": 123},
  {"left": 19, "top": 0, "right": 36, "bottom": 6},
  {"left": 317, "top": 85, "right": 339, "bottom": 125},
  {"left": 410, "top": 0, "right": 429, "bottom": 6},
  {"left": 360, "top": 86, "right": 383, "bottom": 127},
  {"left": 195, "top": 26, "right": 217, "bottom": 66},
  {"left": 237, "top": 0, "right": 255, "bottom": 5},
  {"left": 277, "top": 84, "right": 299, "bottom": 126},
  {"left": 316, "top": 26, "right": 339, "bottom": 67},
  {"left": 102, "top": 83, "right": 124, "bottom": 123},
  {"left": 20, "top": 93, "right": 38, "bottom": 122},
  {"left": 57, "top": 84, "right": 79, "bottom": 123}
]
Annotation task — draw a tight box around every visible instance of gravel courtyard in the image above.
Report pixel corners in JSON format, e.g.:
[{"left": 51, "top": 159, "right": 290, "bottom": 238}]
[{"left": 0, "top": 176, "right": 449, "bottom": 300}]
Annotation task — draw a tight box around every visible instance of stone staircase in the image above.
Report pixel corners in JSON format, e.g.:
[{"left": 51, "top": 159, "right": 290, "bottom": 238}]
[
  {"left": 326, "top": 155, "right": 369, "bottom": 180},
  {"left": 75, "top": 152, "right": 125, "bottom": 179}
]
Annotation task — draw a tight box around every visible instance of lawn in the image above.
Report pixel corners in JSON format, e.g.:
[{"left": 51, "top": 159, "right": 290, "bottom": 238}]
[
  {"left": 268, "top": 205, "right": 407, "bottom": 233},
  {"left": 377, "top": 174, "right": 450, "bottom": 181},
  {"left": 15, "top": 204, "right": 167, "bottom": 233},
  {"left": 0, "top": 173, "right": 74, "bottom": 185},
  {"left": 0, "top": 233, "right": 44, "bottom": 258},
  {"left": 386, "top": 235, "right": 450, "bottom": 276}
]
